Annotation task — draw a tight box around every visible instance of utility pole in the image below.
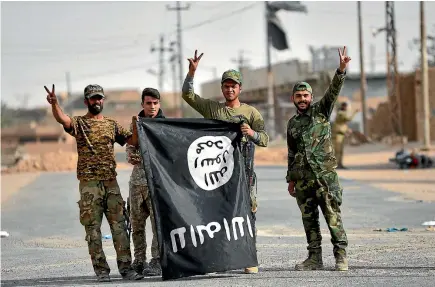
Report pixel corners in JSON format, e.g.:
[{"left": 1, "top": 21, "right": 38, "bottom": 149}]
[
  {"left": 265, "top": 1, "right": 275, "bottom": 140},
  {"left": 370, "top": 44, "right": 376, "bottom": 73},
  {"left": 202, "top": 65, "right": 218, "bottom": 79},
  {"left": 151, "top": 34, "right": 174, "bottom": 93},
  {"left": 386, "top": 1, "right": 402, "bottom": 140},
  {"left": 167, "top": 1, "right": 190, "bottom": 117},
  {"left": 151, "top": 35, "right": 164, "bottom": 93},
  {"left": 231, "top": 50, "right": 250, "bottom": 71},
  {"left": 65, "top": 71, "right": 72, "bottom": 108},
  {"left": 372, "top": 2, "right": 402, "bottom": 142},
  {"left": 420, "top": 1, "right": 431, "bottom": 149},
  {"left": 430, "top": 35, "right": 435, "bottom": 66},
  {"left": 357, "top": 2, "right": 368, "bottom": 136},
  {"left": 168, "top": 41, "right": 181, "bottom": 117},
  {"left": 170, "top": 54, "right": 177, "bottom": 94},
  {"left": 430, "top": 35, "right": 435, "bottom": 65}
]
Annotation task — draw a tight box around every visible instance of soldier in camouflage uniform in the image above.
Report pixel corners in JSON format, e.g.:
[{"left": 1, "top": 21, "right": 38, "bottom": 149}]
[
  {"left": 286, "top": 47, "right": 351, "bottom": 272},
  {"left": 332, "top": 102, "right": 359, "bottom": 169},
  {"left": 182, "top": 50, "right": 269, "bottom": 275},
  {"left": 127, "top": 88, "right": 165, "bottom": 276},
  {"left": 44, "top": 84, "right": 143, "bottom": 282}
]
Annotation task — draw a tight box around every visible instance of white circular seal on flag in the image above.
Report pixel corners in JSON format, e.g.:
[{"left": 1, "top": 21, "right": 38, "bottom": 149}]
[{"left": 187, "top": 135, "right": 235, "bottom": 191}]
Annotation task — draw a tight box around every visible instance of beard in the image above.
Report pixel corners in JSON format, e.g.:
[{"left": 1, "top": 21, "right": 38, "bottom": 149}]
[
  {"left": 294, "top": 100, "right": 311, "bottom": 113},
  {"left": 88, "top": 103, "right": 103, "bottom": 115}
]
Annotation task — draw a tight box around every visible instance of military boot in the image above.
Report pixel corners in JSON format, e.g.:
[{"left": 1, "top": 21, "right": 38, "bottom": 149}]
[
  {"left": 143, "top": 258, "right": 162, "bottom": 276},
  {"left": 131, "top": 260, "right": 144, "bottom": 274},
  {"left": 96, "top": 272, "right": 111, "bottom": 283},
  {"left": 121, "top": 269, "right": 144, "bottom": 280},
  {"left": 295, "top": 249, "right": 323, "bottom": 271},
  {"left": 334, "top": 249, "right": 348, "bottom": 271}
]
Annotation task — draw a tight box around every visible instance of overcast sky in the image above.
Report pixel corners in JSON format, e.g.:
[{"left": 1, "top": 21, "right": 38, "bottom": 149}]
[{"left": 1, "top": 1, "right": 434, "bottom": 108}]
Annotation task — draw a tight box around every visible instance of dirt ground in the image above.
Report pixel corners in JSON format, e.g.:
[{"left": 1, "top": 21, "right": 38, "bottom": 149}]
[
  {"left": 254, "top": 143, "right": 435, "bottom": 202},
  {"left": 1, "top": 142, "right": 434, "bottom": 203},
  {"left": 1, "top": 172, "right": 40, "bottom": 204}
]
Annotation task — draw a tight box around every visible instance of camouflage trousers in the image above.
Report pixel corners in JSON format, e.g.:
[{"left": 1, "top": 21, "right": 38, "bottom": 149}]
[
  {"left": 295, "top": 177, "right": 348, "bottom": 253},
  {"left": 129, "top": 183, "right": 159, "bottom": 263},
  {"left": 250, "top": 185, "right": 258, "bottom": 213},
  {"left": 249, "top": 179, "right": 258, "bottom": 253},
  {"left": 249, "top": 173, "right": 258, "bottom": 213},
  {"left": 77, "top": 179, "right": 132, "bottom": 275},
  {"left": 333, "top": 135, "right": 345, "bottom": 167}
]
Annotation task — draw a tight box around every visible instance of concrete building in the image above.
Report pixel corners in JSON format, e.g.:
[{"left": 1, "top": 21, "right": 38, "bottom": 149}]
[{"left": 200, "top": 59, "right": 387, "bottom": 137}]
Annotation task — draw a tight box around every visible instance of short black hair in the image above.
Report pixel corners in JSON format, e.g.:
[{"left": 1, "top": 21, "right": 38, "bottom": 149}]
[{"left": 141, "top": 88, "right": 160, "bottom": 102}]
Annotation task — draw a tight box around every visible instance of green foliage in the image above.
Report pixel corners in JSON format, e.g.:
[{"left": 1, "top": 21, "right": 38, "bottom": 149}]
[{"left": 1, "top": 101, "right": 15, "bottom": 128}]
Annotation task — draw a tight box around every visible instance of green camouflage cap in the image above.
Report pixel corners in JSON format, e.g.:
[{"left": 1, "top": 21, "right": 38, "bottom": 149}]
[
  {"left": 84, "top": 84, "right": 105, "bottom": 99},
  {"left": 292, "top": 81, "right": 313, "bottom": 94},
  {"left": 221, "top": 69, "right": 242, "bottom": 85}
]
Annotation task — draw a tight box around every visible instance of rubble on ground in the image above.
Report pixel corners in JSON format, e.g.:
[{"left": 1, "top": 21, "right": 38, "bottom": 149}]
[
  {"left": 2, "top": 151, "right": 78, "bottom": 174},
  {"left": 254, "top": 147, "right": 287, "bottom": 163},
  {"left": 2, "top": 150, "right": 133, "bottom": 174},
  {"left": 348, "top": 131, "right": 372, "bottom": 145}
]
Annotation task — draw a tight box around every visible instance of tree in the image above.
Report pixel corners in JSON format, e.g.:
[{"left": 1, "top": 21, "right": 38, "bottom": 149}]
[{"left": 1, "top": 101, "right": 14, "bottom": 128}]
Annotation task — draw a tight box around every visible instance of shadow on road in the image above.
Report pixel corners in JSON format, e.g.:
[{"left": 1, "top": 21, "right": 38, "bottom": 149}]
[
  {"left": 2, "top": 267, "right": 434, "bottom": 286},
  {"left": 0, "top": 274, "right": 236, "bottom": 286},
  {"left": 0, "top": 275, "right": 160, "bottom": 286},
  {"left": 350, "top": 265, "right": 435, "bottom": 271},
  {"left": 342, "top": 163, "right": 396, "bottom": 170},
  {"left": 260, "top": 265, "right": 435, "bottom": 273}
]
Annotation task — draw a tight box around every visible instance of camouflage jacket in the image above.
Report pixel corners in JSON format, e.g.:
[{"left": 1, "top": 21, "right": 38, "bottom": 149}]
[
  {"left": 127, "top": 109, "right": 165, "bottom": 185},
  {"left": 286, "top": 69, "right": 346, "bottom": 184},
  {"left": 64, "top": 115, "right": 132, "bottom": 181},
  {"left": 181, "top": 75, "right": 269, "bottom": 147}
]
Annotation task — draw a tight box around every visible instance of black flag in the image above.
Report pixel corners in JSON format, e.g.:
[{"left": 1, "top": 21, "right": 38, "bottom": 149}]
[
  {"left": 267, "top": 5, "right": 289, "bottom": 51},
  {"left": 137, "top": 118, "right": 257, "bottom": 280},
  {"left": 266, "top": 1, "right": 308, "bottom": 51}
]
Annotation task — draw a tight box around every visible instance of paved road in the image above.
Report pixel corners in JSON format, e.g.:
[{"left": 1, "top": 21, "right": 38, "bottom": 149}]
[{"left": 1, "top": 167, "right": 434, "bottom": 286}]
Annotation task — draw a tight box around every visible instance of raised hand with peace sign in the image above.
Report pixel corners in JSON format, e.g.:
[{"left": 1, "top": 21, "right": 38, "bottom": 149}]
[
  {"left": 338, "top": 46, "right": 351, "bottom": 72},
  {"left": 43, "top": 83, "right": 72, "bottom": 129},
  {"left": 44, "top": 84, "right": 58, "bottom": 105},
  {"left": 187, "top": 50, "right": 204, "bottom": 76}
]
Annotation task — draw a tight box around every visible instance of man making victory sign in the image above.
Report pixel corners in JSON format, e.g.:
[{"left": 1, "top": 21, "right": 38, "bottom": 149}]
[
  {"left": 286, "top": 46, "right": 351, "bottom": 272},
  {"left": 44, "top": 84, "right": 143, "bottom": 282},
  {"left": 181, "top": 50, "right": 269, "bottom": 274}
]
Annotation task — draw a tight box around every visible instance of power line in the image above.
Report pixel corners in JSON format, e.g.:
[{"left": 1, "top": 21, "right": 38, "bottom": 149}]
[
  {"left": 3, "top": 3, "right": 427, "bottom": 55},
  {"left": 180, "top": 2, "right": 259, "bottom": 34},
  {"left": 3, "top": 50, "right": 153, "bottom": 69},
  {"left": 306, "top": 6, "right": 426, "bottom": 22},
  {"left": 231, "top": 50, "right": 251, "bottom": 71},
  {"left": 150, "top": 34, "right": 175, "bottom": 92},
  {"left": 2, "top": 32, "right": 152, "bottom": 50},
  {"left": 24, "top": 60, "right": 160, "bottom": 87},
  {"left": 65, "top": 62, "right": 159, "bottom": 81},
  {"left": 2, "top": 39, "right": 149, "bottom": 56},
  {"left": 7, "top": 2, "right": 419, "bottom": 61},
  {"left": 3, "top": 2, "right": 260, "bottom": 58},
  {"left": 189, "top": 2, "right": 224, "bottom": 10}
]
